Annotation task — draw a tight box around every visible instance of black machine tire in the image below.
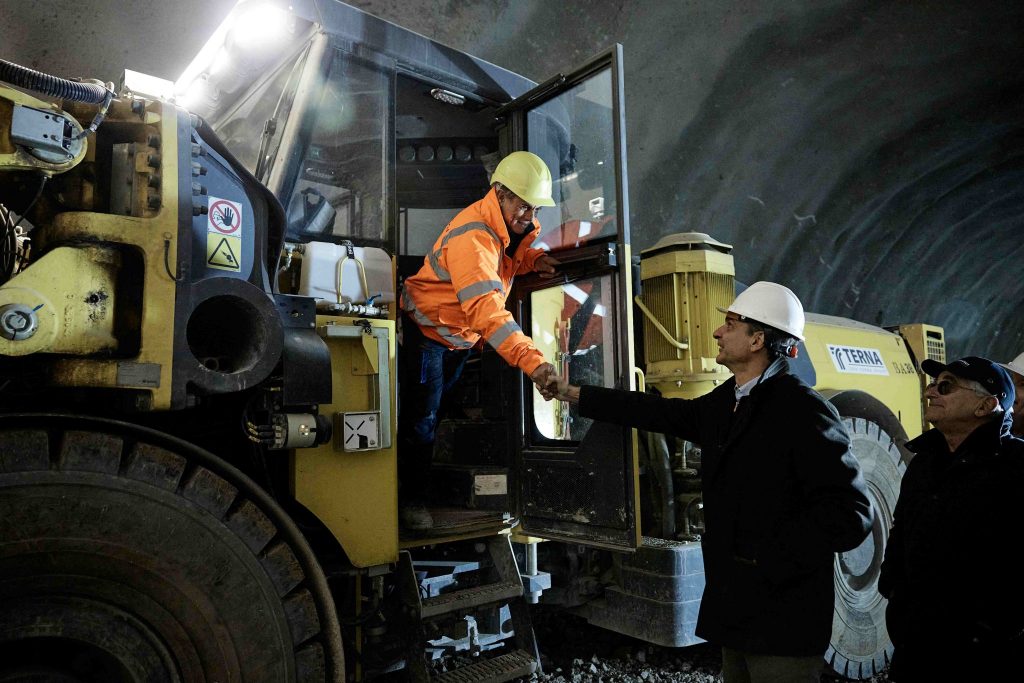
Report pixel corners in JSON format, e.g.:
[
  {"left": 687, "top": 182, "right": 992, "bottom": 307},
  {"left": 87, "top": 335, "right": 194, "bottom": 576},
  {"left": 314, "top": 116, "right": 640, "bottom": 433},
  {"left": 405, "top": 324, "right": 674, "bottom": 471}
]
[
  {"left": 824, "top": 393, "right": 910, "bottom": 680},
  {"left": 0, "top": 414, "right": 344, "bottom": 682}
]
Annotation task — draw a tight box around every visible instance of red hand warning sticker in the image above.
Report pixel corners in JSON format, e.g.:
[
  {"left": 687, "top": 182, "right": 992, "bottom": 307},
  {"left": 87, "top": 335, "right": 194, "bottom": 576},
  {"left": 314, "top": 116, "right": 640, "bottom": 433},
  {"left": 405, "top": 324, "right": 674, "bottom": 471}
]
[{"left": 208, "top": 197, "right": 243, "bottom": 235}]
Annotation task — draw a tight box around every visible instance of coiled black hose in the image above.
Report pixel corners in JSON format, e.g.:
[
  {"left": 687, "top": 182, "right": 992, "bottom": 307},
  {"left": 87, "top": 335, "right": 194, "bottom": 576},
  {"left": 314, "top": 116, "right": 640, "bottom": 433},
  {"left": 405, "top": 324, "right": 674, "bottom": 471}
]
[{"left": 0, "top": 59, "right": 108, "bottom": 104}]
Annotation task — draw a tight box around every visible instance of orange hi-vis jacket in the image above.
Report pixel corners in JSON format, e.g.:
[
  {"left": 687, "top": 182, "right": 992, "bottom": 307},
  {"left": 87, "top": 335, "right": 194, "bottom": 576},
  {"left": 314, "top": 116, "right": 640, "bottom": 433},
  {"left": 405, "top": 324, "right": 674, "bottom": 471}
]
[{"left": 402, "top": 188, "right": 548, "bottom": 375}]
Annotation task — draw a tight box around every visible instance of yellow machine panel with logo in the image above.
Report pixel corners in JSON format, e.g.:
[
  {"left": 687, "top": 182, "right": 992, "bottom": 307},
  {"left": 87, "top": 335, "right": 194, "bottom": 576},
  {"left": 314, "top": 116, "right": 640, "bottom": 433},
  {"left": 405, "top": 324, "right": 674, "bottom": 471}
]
[{"left": 805, "top": 313, "right": 924, "bottom": 440}]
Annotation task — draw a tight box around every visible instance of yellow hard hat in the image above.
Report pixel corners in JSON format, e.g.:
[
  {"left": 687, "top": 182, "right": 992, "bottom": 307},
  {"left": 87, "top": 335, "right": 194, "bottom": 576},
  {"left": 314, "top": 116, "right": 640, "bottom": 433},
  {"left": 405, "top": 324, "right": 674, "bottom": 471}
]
[{"left": 490, "top": 151, "right": 556, "bottom": 207}]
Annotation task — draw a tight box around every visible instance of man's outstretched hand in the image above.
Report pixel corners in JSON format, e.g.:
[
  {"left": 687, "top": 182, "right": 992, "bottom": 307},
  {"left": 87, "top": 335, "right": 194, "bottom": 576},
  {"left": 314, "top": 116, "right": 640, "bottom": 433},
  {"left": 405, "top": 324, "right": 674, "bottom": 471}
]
[
  {"left": 530, "top": 363, "right": 557, "bottom": 398},
  {"left": 530, "top": 364, "right": 580, "bottom": 403}
]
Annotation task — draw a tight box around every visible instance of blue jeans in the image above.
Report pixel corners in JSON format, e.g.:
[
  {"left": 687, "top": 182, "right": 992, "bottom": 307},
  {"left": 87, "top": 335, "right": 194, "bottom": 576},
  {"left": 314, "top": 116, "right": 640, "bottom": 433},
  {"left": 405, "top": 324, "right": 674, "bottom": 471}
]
[{"left": 398, "top": 317, "right": 472, "bottom": 502}]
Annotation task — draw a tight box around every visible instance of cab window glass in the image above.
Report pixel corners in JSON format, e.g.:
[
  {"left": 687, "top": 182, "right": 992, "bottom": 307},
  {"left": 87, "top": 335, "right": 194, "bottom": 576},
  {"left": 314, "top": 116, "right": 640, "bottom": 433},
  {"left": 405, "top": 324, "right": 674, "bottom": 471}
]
[
  {"left": 530, "top": 274, "right": 617, "bottom": 441},
  {"left": 284, "top": 50, "right": 389, "bottom": 244},
  {"left": 214, "top": 50, "right": 306, "bottom": 174},
  {"left": 526, "top": 67, "right": 616, "bottom": 253}
]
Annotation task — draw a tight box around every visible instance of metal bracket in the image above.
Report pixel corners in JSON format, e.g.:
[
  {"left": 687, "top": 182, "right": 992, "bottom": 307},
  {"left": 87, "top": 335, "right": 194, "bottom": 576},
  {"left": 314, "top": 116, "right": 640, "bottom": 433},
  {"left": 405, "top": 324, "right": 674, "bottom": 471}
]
[
  {"left": 11, "top": 105, "right": 82, "bottom": 162},
  {"left": 320, "top": 322, "right": 392, "bottom": 449}
]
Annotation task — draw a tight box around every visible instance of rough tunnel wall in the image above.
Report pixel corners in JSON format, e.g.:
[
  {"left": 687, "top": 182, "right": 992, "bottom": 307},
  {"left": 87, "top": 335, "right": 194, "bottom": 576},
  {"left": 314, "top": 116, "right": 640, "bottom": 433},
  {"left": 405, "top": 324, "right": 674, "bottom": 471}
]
[
  {"left": 2, "top": 0, "right": 1022, "bottom": 358},
  {"left": 353, "top": 0, "right": 1024, "bottom": 360}
]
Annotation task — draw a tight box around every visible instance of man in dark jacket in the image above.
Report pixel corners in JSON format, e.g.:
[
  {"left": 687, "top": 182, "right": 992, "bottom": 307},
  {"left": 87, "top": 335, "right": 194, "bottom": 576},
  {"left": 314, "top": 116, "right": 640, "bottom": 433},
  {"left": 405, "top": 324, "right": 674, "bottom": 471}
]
[
  {"left": 541, "top": 282, "right": 874, "bottom": 683},
  {"left": 878, "top": 356, "right": 1024, "bottom": 681}
]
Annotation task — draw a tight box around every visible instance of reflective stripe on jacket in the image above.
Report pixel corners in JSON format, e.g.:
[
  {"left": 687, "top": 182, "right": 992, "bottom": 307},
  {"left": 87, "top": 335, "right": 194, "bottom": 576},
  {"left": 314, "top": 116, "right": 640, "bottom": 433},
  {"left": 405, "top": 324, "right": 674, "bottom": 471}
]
[{"left": 402, "top": 188, "right": 547, "bottom": 374}]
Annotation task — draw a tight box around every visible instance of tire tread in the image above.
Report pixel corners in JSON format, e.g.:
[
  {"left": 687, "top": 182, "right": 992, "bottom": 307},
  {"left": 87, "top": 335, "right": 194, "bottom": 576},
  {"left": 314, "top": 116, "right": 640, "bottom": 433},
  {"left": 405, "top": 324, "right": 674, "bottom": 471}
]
[
  {"left": 0, "top": 418, "right": 342, "bottom": 681},
  {"left": 60, "top": 431, "right": 123, "bottom": 473}
]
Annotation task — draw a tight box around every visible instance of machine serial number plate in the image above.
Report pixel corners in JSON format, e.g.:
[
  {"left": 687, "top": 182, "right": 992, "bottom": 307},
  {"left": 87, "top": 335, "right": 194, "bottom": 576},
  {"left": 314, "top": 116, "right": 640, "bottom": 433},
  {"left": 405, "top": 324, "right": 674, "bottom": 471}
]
[{"left": 116, "top": 362, "right": 161, "bottom": 387}]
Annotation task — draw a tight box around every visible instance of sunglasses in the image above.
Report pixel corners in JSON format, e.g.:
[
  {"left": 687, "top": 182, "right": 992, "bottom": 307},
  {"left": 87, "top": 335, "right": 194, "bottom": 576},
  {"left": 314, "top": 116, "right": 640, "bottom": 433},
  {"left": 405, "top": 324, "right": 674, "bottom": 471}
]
[{"left": 927, "top": 378, "right": 989, "bottom": 397}]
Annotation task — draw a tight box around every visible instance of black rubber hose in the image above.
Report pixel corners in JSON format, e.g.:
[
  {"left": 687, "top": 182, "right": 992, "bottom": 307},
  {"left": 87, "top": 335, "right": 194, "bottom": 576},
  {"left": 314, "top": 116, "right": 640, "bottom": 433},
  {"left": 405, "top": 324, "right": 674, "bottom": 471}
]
[{"left": 0, "top": 59, "right": 108, "bottom": 104}]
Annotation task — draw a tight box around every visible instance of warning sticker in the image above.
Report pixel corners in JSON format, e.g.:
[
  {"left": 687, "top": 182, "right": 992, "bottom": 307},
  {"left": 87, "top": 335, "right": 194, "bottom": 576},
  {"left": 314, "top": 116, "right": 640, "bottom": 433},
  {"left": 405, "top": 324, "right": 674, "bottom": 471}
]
[
  {"left": 207, "top": 234, "right": 242, "bottom": 271},
  {"left": 208, "top": 196, "right": 243, "bottom": 235}
]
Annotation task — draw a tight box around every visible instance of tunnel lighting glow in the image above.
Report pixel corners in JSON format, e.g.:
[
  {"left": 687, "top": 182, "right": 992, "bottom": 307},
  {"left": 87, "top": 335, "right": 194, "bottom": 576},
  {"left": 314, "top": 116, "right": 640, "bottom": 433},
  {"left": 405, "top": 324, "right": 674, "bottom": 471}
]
[
  {"left": 231, "top": 3, "right": 289, "bottom": 47},
  {"left": 178, "top": 77, "right": 211, "bottom": 111},
  {"left": 209, "top": 47, "right": 231, "bottom": 76},
  {"left": 122, "top": 70, "right": 176, "bottom": 101}
]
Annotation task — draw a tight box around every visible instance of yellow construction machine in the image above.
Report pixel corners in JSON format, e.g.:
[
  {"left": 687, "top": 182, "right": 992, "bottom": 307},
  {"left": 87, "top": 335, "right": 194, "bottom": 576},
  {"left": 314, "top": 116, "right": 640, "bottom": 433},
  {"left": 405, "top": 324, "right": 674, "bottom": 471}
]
[{"left": 0, "top": 1, "right": 942, "bottom": 681}]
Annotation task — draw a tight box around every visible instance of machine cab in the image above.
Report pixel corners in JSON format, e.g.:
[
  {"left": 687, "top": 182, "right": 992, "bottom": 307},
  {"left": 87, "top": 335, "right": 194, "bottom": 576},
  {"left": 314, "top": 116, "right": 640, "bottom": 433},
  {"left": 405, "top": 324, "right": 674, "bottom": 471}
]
[{"left": 176, "top": 0, "right": 640, "bottom": 552}]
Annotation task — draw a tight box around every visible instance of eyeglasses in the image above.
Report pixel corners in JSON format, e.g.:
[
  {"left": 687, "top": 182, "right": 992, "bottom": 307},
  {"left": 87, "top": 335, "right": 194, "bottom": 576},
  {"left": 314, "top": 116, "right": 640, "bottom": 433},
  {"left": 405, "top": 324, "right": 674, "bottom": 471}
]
[{"left": 926, "top": 378, "right": 990, "bottom": 397}]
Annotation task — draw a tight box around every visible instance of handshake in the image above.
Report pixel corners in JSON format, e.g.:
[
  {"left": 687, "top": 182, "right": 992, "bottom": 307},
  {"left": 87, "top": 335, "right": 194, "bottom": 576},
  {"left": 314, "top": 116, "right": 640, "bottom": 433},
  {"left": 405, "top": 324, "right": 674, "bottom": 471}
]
[{"left": 529, "top": 363, "right": 579, "bottom": 403}]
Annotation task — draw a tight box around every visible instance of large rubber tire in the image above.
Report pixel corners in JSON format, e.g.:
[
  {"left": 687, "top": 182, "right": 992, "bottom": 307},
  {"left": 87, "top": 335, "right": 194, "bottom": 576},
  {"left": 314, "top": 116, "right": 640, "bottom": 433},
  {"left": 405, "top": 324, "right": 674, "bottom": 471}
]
[
  {"left": 826, "top": 416, "right": 907, "bottom": 679},
  {"left": 0, "top": 414, "right": 343, "bottom": 682}
]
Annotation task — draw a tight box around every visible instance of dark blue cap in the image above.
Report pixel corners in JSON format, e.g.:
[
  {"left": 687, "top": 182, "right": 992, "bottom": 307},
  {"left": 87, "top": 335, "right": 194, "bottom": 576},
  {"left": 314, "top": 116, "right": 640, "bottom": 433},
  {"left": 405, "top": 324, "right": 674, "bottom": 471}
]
[{"left": 922, "top": 356, "right": 1016, "bottom": 413}]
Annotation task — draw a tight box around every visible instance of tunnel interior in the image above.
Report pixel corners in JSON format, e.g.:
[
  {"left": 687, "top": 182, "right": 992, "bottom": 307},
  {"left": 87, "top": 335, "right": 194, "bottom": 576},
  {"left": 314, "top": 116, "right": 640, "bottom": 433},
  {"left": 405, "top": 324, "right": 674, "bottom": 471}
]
[{"left": 1, "top": 0, "right": 1022, "bottom": 359}]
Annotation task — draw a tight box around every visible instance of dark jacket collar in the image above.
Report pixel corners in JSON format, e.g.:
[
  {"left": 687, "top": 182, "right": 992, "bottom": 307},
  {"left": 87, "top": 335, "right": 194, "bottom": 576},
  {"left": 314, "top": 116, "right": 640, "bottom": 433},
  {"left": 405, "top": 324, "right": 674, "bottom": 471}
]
[
  {"left": 719, "top": 357, "right": 793, "bottom": 396},
  {"left": 908, "top": 411, "right": 1014, "bottom": 457},
  {"left": 704, "top": 360, "right": 796, "bottom": 486}
]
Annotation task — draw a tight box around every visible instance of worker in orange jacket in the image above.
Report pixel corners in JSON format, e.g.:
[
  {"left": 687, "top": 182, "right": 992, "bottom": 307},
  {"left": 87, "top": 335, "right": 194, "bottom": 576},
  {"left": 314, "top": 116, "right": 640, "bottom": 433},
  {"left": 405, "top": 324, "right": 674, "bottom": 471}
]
[{"left": 399, "top": 151, "right": 560, "bottom": 530}]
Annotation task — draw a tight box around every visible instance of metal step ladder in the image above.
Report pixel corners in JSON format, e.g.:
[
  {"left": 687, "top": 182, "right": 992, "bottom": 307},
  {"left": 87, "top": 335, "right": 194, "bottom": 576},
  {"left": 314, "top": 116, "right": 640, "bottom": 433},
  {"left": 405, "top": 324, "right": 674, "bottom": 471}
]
[{"left": 398, "top": 535, "right": 541, "bottom": 683}]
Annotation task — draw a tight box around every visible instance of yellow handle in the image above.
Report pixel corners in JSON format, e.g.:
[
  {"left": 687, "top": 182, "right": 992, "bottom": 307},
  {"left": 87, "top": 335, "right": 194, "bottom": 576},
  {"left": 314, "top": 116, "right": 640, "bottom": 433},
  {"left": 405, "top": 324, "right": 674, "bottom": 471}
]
[{"left": 633, "top": 366, "right": 646, "bottom": 393}]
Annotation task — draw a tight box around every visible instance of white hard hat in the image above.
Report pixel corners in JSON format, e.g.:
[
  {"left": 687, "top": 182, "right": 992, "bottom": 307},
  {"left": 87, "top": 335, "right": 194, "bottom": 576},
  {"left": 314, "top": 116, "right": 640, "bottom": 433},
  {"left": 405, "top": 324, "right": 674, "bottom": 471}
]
[
  {"left": 1000, "top": 351, "right": 1024, "bottom": 378},
  {"left": 717, "top": 281, "right": 805, "bottom": 340}
]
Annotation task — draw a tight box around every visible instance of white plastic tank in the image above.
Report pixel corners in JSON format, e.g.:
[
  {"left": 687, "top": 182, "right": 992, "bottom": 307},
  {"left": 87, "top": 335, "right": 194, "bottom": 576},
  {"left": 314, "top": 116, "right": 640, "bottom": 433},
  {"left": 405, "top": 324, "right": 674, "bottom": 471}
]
[{"left": 297, "top": 242, "right": 395, "bottom": 304}]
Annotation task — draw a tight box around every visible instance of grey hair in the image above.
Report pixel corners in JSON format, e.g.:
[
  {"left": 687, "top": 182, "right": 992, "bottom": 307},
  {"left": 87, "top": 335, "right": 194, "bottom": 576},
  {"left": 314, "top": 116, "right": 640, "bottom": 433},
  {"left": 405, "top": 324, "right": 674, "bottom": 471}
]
[{"left": 962, "top": 378, "right": 1005, "bottom": 414}]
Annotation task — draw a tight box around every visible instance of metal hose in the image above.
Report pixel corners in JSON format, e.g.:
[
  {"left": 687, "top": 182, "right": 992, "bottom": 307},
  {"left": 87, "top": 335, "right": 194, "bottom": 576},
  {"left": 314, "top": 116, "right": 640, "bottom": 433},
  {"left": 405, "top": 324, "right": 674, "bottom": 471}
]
[{"left": 0, "top": 59, "right": 108, "bottom": 104}]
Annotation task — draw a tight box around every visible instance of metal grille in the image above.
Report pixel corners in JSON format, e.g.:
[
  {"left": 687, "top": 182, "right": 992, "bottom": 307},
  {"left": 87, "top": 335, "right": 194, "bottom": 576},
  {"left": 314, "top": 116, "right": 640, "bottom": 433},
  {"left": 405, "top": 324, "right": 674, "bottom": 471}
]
[
  {"left": 640, "top": 271, "right": 734, "bottom": 370},
  {"left": 926, "top": 339, "right": 945, "bottom": 363},
  {"left": 695, "top": 272, "right": 734, "bottom": 363},
  {"left": 641, "top": 274, "right": 681, "bottom": 363}
]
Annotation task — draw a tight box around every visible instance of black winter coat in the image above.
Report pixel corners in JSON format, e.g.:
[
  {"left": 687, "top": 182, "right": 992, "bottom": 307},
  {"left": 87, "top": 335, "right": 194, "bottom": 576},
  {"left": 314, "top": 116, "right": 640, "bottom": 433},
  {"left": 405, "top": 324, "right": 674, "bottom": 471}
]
[
  {"left": 878, "top": 413, "right": 1024, "bottom": 681},
  {"left": 579, "top": 364, "right": 873, "bottom": 656}
]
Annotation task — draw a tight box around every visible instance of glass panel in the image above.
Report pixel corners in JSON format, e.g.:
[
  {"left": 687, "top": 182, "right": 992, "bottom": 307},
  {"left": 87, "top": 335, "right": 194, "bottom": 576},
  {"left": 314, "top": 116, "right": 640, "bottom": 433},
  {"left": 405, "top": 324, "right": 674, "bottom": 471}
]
[
  {"left": 399, "top": 207, "right": 461, "bottom": 256},
  {"left": 213, "top": 50, "right": 306, "bottom": 174},
  {"left": 530, "top": 274, "right": 616, "bottom": 441},
  {"left": 284, "top": 50, "right": 388, "bottom": 243},
  {"left": 394, "top": 74, "right": 499, "bottom": 254},
  {"left": 527, "top": 68, "right": 617, "bottom": 253}
]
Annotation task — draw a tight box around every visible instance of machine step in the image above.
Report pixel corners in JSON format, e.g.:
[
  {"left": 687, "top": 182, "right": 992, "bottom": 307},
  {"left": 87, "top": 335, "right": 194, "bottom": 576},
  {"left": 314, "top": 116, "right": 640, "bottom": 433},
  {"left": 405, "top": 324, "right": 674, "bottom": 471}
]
[
  {"left": 400, "top": 536, "right": 542, "bottom": 683},
  {"left": 434, "top": 649, "right": 538, "bottom": 683},
  {"left": 421, "top": 581, "right": 523, "bottom": 619}
]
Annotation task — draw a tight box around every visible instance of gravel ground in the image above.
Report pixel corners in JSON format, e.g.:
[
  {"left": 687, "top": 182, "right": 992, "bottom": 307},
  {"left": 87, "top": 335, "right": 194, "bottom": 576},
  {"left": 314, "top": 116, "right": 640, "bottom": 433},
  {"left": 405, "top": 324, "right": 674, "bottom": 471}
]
[{"left": 527, "top": 609, "right": 892, "bottom": 683}]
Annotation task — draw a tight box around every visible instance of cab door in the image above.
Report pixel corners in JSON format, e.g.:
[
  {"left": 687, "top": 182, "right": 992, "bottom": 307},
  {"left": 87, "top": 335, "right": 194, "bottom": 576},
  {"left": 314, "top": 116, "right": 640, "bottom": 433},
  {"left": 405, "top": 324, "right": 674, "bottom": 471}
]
[{"left": 503, "top": 46, "right": 640, "bottom": 551}]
